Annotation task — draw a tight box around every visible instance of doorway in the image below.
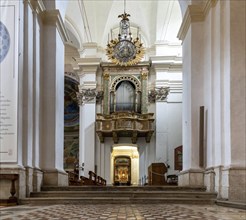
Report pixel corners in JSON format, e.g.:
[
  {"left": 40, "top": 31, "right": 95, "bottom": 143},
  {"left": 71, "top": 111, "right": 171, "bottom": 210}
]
[
  {"left": 114, "top": 156, "right": 131, "bottom": 185},
  {"left": 111, "top": 145, "right": 139, "bottom": 186}
]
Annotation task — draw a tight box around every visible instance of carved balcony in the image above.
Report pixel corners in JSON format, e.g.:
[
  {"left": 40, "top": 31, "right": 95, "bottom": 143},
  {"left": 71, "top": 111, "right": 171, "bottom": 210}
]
[{"left": 96, "top": 112, "right": 155, "bottom": 144}]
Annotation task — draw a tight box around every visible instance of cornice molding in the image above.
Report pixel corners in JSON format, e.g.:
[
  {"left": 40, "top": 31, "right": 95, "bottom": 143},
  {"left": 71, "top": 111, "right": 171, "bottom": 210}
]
[
  {"left": 152, "top": 63, "right": 182, "bottom": 72},
  {"left": 177, "top": 0, "right": 218, "bottom": 41},
  {"left": 73, "top": 58, "right": 101, "bottom": 73},
  {"left": 41, "top": 10, "right": 69, "bottom": 44},
  {"left": 25, "top": 0, "right": 45, "bottom": 14}
]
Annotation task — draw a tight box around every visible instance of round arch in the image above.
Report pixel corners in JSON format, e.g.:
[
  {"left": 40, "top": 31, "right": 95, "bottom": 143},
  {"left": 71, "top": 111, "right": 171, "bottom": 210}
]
[{"left": 110, "top": 75, "right": 141, "bottom": 92}]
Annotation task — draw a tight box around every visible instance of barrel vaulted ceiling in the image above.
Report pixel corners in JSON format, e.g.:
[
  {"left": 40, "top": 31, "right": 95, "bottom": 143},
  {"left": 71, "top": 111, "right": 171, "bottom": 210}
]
[{"left": 64, "top": 0, "right": 182, "bottom": 54}]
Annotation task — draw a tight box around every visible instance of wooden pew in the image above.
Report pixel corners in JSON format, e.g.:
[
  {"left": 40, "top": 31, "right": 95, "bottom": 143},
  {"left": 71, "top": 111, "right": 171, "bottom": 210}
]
[
  {"left": 80, "top": 176, "right": 95, "bottom": 185},
  {"left": 68, "top": 169, "right": 106, "bottom": 186}
]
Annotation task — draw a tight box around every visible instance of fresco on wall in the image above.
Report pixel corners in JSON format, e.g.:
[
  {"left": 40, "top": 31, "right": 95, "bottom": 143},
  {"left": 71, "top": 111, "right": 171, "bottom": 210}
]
[
  {"left": 64, "top": 76, "right": 79, "bottom": 170},
  {"left": 64, "top": 139, "right": 79, "bottom": 170},
  {"left": 64, "top": 76, "right": 79, "bottom": 130}
]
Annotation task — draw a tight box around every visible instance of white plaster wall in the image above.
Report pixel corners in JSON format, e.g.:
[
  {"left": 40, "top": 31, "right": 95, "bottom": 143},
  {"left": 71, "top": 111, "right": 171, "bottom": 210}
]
[
  {"left": 155, "top": 102, "right": 168, "bottom": 163},
  {"left": 167, "top": 102, "right": 182, "bottom": 174},
  {"left": 80, "top": 103, "right": 96, "bottom": 177},
  {"left": 80, "top": 73, "right": 96, "bottom": 85}
]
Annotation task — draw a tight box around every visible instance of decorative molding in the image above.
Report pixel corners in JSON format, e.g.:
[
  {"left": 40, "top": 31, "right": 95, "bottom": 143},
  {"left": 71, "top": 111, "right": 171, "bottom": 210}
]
[
  {"left": 103, "top": 71, "right": 110, "bottom": 80},
  {"left": 148, "top": 87, "right": 170, "bottom": 103},
  {"left": 41, "top": 10, "right": 69, "bottom": 44},
  {"left": 150, "top": 56, "right": 182, "bottom": 72},
  {"left": 110, "top": 75, "right": 141, "bottom": 92},
  {"left": 76, "top": 58, "right": 101, "bottom": 67},
  {"left": 96, "top": 91, "right": 104, "bottom": 104},
  {"left": 65, "top": 72, "right": 79, "bottom": 82},
  {"left": 26, "top": 0, "right": 46, "bottom": 14},
  {"left": 100, "top": 61, "right": 151, "bottom": 69},
  {"left": 141, "top": 71, "right": 148, "bottom": 80},
  {"left": 178, "top": 0, "right": 218, "bottom": 41},
  {"left": 76, "top": 89, "right": 103, "bottom": 105}
]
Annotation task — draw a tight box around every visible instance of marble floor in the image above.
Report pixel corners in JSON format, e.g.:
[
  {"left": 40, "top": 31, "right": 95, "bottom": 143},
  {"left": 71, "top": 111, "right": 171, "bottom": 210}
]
[{"left": 0, "top": 204, "right": 245, "bottom": 220}]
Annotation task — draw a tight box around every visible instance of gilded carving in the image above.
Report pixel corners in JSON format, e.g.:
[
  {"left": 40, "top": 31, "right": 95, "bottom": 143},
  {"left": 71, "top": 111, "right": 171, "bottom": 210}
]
[
  {"left": 148, "top": 87, "right": 170, "bottom": 102},
  {"left": 103, "top": 71, "right": 110, "bottom": 80},
  {"left": 110, "top": 75, "right": 141, "bottom": 92},
  {"left": 95, "top": 112, "right": 154, "bottom": 144},
  {"left": 141, "top": 71, "right": 148, "bottom": 80}
]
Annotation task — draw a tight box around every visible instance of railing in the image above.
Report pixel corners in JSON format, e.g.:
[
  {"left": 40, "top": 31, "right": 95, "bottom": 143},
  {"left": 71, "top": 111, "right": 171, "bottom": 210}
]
[
  {"left": 96, "top": 112, "right": 155, "bottom": 143},
  {"left": 96, "top": 112, "right": 154, "bottom": 131}
]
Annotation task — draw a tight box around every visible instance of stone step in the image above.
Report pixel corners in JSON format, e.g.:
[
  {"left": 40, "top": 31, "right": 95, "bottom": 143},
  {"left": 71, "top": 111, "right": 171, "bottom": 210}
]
[
  {"left": 20, "top": 197, "right": 216, "bottom": 205},
  {"left": 30, "top": 191, "right": 216, "bottom": 199},
  {"left": 41, "top": 186, "right": 207, "bottom": 192},
  {"left": 23, "top": 186, "right": 216, "bottom": 205}
]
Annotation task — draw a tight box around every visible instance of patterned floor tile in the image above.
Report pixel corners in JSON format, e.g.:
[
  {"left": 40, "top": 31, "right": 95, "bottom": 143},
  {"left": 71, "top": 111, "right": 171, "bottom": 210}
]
[{"left": 0, "top": 204, "right": 245, "bottom": 220}]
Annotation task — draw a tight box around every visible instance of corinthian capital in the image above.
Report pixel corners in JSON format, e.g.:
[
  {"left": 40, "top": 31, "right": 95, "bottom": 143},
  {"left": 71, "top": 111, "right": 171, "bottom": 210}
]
[{"left": 76, "top": 89, "right": 103, "bottom": 105}]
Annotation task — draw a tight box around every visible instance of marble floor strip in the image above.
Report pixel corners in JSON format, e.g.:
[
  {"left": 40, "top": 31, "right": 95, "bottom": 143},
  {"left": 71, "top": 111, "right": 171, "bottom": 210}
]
[{"left": 0, "top": 204, "right": 245, "bottom": 220}]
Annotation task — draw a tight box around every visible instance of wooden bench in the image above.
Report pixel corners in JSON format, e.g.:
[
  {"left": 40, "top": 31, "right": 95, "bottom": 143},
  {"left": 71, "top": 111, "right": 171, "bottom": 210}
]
[
  {"left": 67, "top": 169, "right": 106, "bottom": 186},
  {"left": 80, "top": 176, "right": 95, "bottom": 185}
]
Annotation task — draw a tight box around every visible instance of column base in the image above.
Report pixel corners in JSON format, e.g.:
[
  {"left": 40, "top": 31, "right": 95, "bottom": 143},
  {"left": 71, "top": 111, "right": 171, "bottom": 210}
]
[
  {"left": 25, "top": 167, "right": 34, "bottom": 197},
  {"left": 204, "top": 167, "right": 216, "bottom": 192},
  {"left": 221, "top": 166, "right": 246, "bottom": 202},
  {"left": 43, "top": 169, "right": 68, "bottom": 186},
  {"left": 33, "top": 168, "right": 43, "bottom": 192},
  {"left": 178, "top": 169, "right": 204, "bottom": 186}
]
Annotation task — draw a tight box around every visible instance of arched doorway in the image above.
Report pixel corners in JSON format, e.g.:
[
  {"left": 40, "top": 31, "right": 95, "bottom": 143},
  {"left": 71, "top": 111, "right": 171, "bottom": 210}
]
[
  {"left": 114, "top": 156, "right": 131, "bottom": 185},
  {"left": 111, "top": 145, "right": 139, "bottom": 186}
]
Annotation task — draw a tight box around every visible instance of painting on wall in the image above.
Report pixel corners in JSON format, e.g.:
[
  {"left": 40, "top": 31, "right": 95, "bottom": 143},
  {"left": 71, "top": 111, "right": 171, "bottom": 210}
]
[
  {"left": 64, "top": 76, "right": 79, "bottom": 130},
  {"left": 64, "top": 75, "right": 79, "bottom": 170},
  {"left": 64, "top": 139, "right": 79, "bottom": 170}
]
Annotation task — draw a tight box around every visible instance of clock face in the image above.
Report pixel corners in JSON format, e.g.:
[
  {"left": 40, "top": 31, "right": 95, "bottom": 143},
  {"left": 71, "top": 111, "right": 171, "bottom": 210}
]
[
  {"left": 0, "top": 21, "right": 10, "bottom": 63},
  {"left": 113, "top": 40, "right": 136, "bottom": 63}
]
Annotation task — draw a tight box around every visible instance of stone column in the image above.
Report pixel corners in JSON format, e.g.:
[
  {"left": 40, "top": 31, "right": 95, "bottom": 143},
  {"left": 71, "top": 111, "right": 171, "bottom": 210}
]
[
  {"left": 32, "top": 3, "right": 43, "bottom": 192},
  {"left": 141, "top": 69, "right": 148, "bottom": 114},
  {"left": 76, "top": 62, "right": 99, "bottom": 178},
  {"left": 39, "top": 10, "right": 69, "bottom": 186},
  {"left": 220, "top": 0, "right": 246, "bottom": 201},
  {"left": 22, "top": 0, "right": 34, "bottom": 195},
  {"left": 178, "top": 14, "right": 205, "bottom": 187}
]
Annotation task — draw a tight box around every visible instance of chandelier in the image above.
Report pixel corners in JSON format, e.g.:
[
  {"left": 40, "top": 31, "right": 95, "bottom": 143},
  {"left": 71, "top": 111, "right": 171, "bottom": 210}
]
[{"left": 106, "top": 1, "right": 145, "bottom": 66}]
